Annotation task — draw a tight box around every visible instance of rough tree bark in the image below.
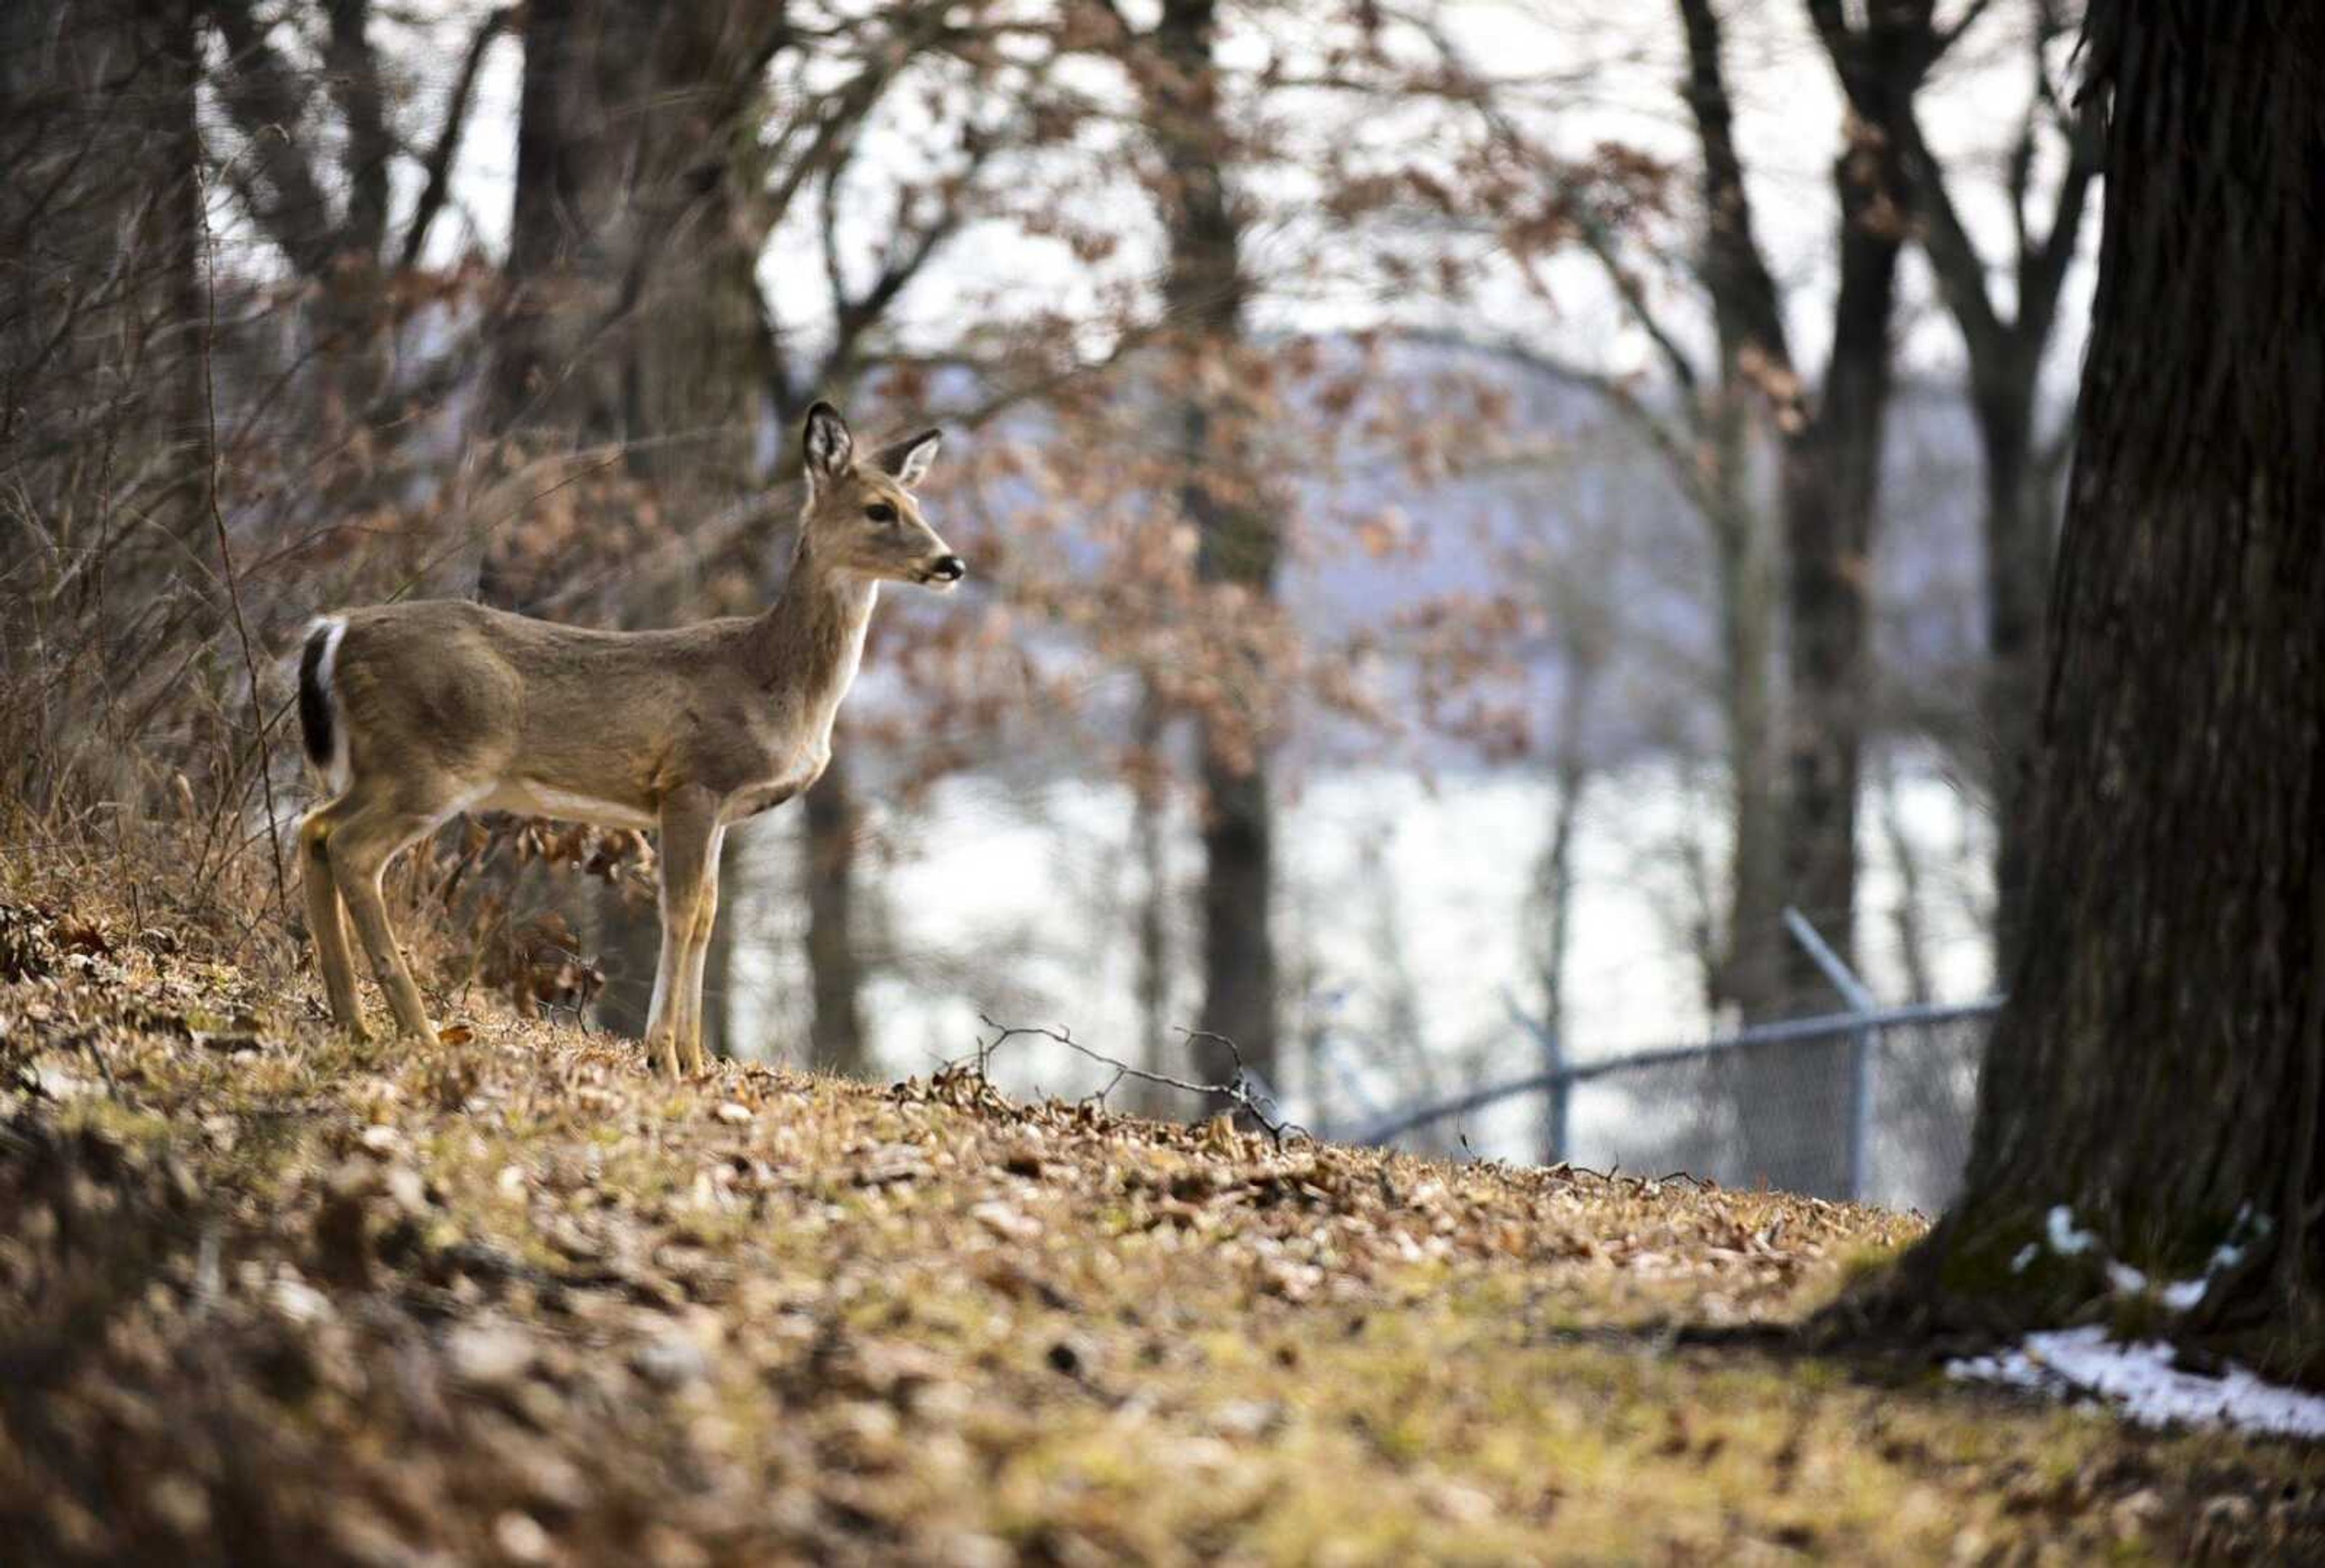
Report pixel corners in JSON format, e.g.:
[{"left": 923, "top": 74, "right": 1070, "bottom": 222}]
[
  {"left": 488, "top": 0, "right": 645, "bottom": 451},
  {"left": 1880, "top": 0, "right": 2325, "bottom": 1354}
]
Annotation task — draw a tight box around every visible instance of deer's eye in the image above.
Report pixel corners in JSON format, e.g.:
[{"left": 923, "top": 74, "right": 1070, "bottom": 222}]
[{"left": 865, "top": 502, "right": 897, "bottom": 524}]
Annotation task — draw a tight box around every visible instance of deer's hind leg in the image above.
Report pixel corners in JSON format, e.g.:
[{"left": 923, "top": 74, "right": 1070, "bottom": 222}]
[
  {"left": 301, "top": 805, "right": 366, "bottom": 1036},
  {"left": 312, "top": 777, "right": 464, "bottom": 1044}
]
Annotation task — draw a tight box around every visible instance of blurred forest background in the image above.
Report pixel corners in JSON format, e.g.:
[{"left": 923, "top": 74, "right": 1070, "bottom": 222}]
[{"left": 0, "top": 0, "right": 2096, "bottom": 1198}]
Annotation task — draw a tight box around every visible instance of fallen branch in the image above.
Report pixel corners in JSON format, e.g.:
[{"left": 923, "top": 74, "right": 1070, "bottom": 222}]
[{"left": 968, "top": 1014, "right": 1305, "bottom": 1148}]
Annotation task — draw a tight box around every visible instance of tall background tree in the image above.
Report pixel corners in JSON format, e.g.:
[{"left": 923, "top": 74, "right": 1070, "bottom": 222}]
[
  {"left": 1885, "top": 0, "right": 2099, "bottom": 973},
  {"left": 1517, "top": 0, "right": 1958, "bottom": 1193},
  {"left": 1884, "top": 0, "right": 2325, "bottom": 1349},
  {"left": 1129, "top": 0, "right": 1281, "bottom": 1092},
  {"left": 480, "top": 1, "right": 1023, "bottom": 1055}
]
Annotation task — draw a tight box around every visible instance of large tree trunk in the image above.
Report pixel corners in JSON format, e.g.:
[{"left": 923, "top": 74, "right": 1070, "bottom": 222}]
[
  {"left": 1888, "top": 1, "right": 2325, "bottom": 1348},
  {"left": 1674, "top": 0, "right": 1790, "bottom": 1030},
  {"left": 484, "top": 0, "right": 783, "bottom": 1042},
  {"left": 490, "top": 0, "right": 780, "bottom": 463},
  {"left": 1677, "top": 0, "right": 1914, "bottom": 1196},
  {"left": 486, "top": 0, "right": 640, "bottom": 453},
  {"left": 1775, "top": 86, "right": 1908, "bottom": 1016},
  {"left": 1709, "top": 425, "right": 1786, "bottom": 1024},
  {"left": 1149, "top": 0, "right": 1281, "bottom": 1093},
  {"left": 315, "top": 0, "right": 392, "bottom": 420},
  {"left": 1749, "top": 274, "right": 1896, "bottom": 1197}
]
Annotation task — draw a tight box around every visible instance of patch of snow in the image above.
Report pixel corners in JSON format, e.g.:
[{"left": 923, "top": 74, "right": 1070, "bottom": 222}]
[
  {"left": 2021, "top": 1206, "right": 2258, "bottom": 1317},
  {"left": 1948, "top": 1326, "right": 2325, "bottom": 1441},
  {"left": 2159, "top": 1276, "right": 2210, "bottom": 1312},
  {"left": 2046, "top": 1205, "right": 2100, "bottom": 1256},
  {"left": 2153, "top": 1210, "right": 2269, "bottom": 1312}
]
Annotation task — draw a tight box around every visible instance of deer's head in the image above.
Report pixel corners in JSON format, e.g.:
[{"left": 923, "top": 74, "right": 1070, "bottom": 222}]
[{"left": 799, "top": 402, "right": 963, "bottom": 591}]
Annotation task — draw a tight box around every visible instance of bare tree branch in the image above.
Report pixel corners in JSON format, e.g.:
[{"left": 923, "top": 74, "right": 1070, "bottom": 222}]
[
  {"left": 398, "top": 6, "right": 513, "bottom": 269},
  {"left": 1931, "top": 0, "right": 2001, "bottom": 60},
  {"left": 968, "top": 1015, "right": 1305, "bottom": 1146},
  {"left": 2017, "top": 94, "right": 2103, "bottom": 351},
  {"left": 1891, "top": 9, "right": 2100, "bottom": 377},
  {"left": 207, "top": 0, "right": 339, "bottom": 277},
  {"left": 323, "top": 0, "right": 393, "bottom": 262},
  {"left": 1390, "top": 325, "right": 1724, "bottom": 524},
  {"left": 1895, "top": 110, "right": 2008, "bottom": 365},
  {"left": 1675, "top": 0, "right": 1793, "bottom": 383}
]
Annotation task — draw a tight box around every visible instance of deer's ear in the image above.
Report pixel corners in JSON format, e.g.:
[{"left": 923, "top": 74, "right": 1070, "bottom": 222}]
[
  {"left": 803, "top": 401, "right": 854, "bottom": 485},
  {"left": 876, "top": 429, "right": 942, "bottom": 489}
]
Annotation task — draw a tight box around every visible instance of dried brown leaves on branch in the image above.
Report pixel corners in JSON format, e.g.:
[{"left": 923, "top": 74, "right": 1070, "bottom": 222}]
[{"left": 411, "top": 814, "right": 654, "bottom": 1019}]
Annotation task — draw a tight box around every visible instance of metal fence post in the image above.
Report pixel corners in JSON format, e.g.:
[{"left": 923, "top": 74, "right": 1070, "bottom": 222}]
[
  {"left": 1782, "top": 907, "right": 1878, "bottom": 1203},
  {"left": 1549, "top": 1050, "right": 1570, "bottom": 1167}
]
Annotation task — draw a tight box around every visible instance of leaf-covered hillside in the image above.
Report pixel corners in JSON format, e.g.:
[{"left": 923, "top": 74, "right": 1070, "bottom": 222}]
[{"left": 2, "top": 883, "right": 2322, "bottom": 1566}]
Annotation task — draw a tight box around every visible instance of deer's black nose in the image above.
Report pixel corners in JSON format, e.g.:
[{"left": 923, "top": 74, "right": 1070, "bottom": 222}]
[{"left": 929, "top": 555, "right": 966, "bottom": 582}]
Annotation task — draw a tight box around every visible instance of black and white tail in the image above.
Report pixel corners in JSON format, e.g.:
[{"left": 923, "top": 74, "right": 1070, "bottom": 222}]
[{"left": 297, "top": 616, "right": 351, "bottom": 794}]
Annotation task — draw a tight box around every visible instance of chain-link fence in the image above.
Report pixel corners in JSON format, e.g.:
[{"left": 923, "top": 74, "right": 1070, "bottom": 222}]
[{"left": 1346, "top": 999, "right": 1998, "bottom": 1213}]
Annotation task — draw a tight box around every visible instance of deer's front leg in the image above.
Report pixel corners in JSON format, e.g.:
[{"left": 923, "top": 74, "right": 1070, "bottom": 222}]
[
  {"left": 677, "top": 825, "right": 725, "bottom": 1075},
  {"left": 646, "top": 788, "right": 718, "bottom": 1078}
]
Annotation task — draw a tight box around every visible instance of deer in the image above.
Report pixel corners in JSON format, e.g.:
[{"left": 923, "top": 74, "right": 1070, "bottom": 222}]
[{"left": 294, "top": 402, "right": 963, "bottom": 1076}]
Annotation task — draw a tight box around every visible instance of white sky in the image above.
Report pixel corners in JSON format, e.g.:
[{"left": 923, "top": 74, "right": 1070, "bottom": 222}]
[{"left": 1435, "top": 0, "right": 2094, "bottom": 403}]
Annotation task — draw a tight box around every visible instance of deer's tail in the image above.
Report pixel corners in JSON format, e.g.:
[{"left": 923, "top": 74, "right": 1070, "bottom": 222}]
[{"left": 297, "top": 615, "right": 351, "bottom": 794}]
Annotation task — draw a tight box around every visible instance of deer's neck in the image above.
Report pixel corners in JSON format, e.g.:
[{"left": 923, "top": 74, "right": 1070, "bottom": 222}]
[{"left": 751, "top": 542, "right": 878, "bottom": 737}]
